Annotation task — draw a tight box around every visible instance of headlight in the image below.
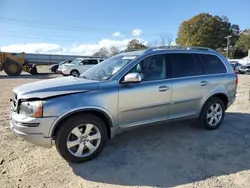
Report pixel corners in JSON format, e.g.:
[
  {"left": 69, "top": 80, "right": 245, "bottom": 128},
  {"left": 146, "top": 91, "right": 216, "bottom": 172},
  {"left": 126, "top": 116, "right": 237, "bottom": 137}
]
[{"left": 19, "top": 101, "right": 43, "bottom": 118}]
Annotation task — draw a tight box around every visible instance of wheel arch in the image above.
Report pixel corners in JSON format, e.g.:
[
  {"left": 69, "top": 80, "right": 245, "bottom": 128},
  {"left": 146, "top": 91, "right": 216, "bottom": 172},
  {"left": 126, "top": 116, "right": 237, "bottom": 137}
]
[
  {"left": 50, "top": 107, "right": 114, "bottom": 140},
  {"left": 200, "top": 92, "right": 229, "bottom": 116}
]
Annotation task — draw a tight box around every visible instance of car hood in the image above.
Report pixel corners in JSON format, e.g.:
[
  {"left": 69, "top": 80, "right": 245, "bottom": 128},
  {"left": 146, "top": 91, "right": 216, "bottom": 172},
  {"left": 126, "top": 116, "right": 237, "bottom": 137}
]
[{"left": 13, "top": 76, "right": 99, "bottom": 99}]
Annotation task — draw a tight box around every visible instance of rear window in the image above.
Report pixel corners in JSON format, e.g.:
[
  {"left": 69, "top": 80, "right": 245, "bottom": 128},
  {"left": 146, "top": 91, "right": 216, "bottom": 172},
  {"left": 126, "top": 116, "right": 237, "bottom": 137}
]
[{"left": 199, "top": 54, "right": 227, "bottom": 74}]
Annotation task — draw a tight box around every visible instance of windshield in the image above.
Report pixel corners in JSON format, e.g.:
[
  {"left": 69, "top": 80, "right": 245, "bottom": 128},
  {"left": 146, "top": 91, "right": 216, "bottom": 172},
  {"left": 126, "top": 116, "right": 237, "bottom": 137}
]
[
  {"left": 70, "top": 58, "right": 83, "bottom": 65},
  {"left": 80, "top": 54, "right": 137, "bottom": 81},
  {"left": 59, "top": 60, "right": 68, "bottom": 65}
]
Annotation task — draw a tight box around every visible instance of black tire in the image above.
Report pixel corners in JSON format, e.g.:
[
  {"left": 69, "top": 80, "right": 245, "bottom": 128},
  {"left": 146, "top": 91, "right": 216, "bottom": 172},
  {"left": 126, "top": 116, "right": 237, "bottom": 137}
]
[
  {"left": 55, "top": 114, "right": 108, "bottom": 163},
  {"left": 0, "top": 62, "right": 3, "bottom": 71},
  {"left": 70, "top": 70, "right": 80, "bottom": 77},
  {"left": 29, "top": 64, "right": 38, "bottom": 75},
  {"left": 198, "top": 97, "right": 225, "bottom": 130},
  {"left": 3, "top": 60, "right": 22, "bottom": 76}
]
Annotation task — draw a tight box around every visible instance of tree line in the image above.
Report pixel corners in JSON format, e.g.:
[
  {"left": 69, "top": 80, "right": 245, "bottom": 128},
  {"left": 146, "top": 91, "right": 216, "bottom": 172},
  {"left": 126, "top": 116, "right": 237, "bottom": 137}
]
[{"left": 93, "top": 13, "right": 250, "bottom": 59}]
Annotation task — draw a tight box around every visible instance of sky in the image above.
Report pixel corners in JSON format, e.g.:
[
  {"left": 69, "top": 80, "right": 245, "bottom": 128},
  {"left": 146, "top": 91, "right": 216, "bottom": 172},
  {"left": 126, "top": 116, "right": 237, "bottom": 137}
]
[{"left": 0, "top": 0, "right": 249, "bottom": 55}]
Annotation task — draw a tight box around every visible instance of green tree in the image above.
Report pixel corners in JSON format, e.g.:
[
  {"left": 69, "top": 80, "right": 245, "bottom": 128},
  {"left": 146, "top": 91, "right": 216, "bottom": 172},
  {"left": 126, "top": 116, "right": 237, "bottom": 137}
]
[
  {"left": 176, "top": 13, "right": 240, "bottom": 49},
  {"left": 237, "top": 33, "right": 250, "bottom": 53},
  {"left": 232, "top": 47, "right": 247, "bottom": 59},
  {"left": 125, "top": 39, "right": 147, "bottom": 51}
]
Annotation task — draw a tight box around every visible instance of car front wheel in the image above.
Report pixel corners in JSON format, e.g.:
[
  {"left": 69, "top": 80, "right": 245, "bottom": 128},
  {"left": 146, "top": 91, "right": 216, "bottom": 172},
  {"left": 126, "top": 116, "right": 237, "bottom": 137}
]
[
  {"left": 70, "top": 70, "right": 80, "bottom": 77},
  {"left": 55, "top": 114, "right": 108, "bottom": 163}
]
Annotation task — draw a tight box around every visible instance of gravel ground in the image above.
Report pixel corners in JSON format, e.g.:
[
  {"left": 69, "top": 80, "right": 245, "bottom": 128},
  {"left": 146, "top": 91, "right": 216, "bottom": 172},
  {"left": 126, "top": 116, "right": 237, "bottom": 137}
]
[{"left": 0, "top": 72, "right": 250, "bottom": 188}]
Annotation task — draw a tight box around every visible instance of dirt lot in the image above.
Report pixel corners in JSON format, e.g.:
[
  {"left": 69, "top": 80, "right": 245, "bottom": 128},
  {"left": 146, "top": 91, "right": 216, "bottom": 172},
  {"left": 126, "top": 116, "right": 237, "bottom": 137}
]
[{"left": 0, "top": 72, "right": 250, "bottom": 188}]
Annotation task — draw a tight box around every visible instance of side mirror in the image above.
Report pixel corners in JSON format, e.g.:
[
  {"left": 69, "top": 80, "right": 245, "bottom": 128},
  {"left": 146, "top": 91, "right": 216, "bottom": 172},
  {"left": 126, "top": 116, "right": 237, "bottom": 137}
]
[{"left": 122, "top": 72, "right": 142, "bottom": 84}]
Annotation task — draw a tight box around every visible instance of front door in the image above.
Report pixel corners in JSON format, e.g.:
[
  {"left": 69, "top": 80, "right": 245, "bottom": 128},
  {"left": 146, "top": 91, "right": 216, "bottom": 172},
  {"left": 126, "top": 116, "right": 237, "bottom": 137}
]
[{"left": 118, "top": 54, "right": 172, "bottom": 128}]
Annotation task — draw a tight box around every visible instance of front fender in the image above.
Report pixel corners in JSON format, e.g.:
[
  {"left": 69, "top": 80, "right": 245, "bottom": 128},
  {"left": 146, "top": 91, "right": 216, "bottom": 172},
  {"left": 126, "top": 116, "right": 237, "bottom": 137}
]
[{"left": 48, "top": 106, "right": 115, "bottom": 137}]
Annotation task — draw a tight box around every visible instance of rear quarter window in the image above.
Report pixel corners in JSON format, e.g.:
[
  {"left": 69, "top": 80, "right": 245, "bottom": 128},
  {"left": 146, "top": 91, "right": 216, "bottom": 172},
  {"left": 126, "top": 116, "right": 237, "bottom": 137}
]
[{"left": 199, "top": 54, "right": 227, "bottom": 74}]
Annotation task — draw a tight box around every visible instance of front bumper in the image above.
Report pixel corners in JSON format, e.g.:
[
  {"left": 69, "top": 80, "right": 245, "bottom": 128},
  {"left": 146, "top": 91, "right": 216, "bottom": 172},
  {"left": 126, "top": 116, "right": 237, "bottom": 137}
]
[
  {"left": 56, "top": 69, "right": 62, "bottom": 74},
  {"left": 10, "top": 112, "right": 57, "bottom": 148}
]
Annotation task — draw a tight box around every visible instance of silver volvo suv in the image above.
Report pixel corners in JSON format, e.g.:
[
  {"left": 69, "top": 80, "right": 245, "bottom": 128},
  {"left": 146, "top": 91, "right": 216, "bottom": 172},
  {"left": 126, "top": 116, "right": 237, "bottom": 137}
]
[{"left": 10, "top": 47, "right": 237, "bottom": 163}]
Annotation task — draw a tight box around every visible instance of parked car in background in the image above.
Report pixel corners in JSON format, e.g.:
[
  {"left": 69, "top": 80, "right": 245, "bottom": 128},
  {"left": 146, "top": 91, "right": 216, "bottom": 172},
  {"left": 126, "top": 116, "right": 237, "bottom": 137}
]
[
  {"left": 50, "top": 60, "right": 71, "bottom": 73},
  {"left": 238, "top": 64, "right": 250, "bottom": 74},
  {"left": 59, "top": 57, "right": 105, "bottom": 76},
  {"left": 10, "top": 46, "right": 237, "bottom": 163},
  {"left": 229, "top": 61, "right": 242, "bottom": 73}
]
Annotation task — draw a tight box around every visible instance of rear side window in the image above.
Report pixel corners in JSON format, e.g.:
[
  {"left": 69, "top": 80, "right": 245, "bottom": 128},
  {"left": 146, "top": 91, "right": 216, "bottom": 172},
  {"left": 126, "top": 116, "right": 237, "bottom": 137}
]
[
  {"left": 199, "top": 54, "right": 226, "bottom": 74},
  {"left": 88, "top": 60, "right": 98, "bottom": 65},
  {"left": 166, "top": 53, "right": 205, "bottom": 78},
  {"left": 81, "top": 59, "right": 98, "bottom": 65}
]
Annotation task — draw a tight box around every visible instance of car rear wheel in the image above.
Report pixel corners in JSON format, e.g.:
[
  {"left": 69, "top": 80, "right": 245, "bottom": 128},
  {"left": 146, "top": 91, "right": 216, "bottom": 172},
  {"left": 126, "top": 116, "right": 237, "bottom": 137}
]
[
  {"left": 199, "top": 97, "right": 225, "bottom": 130},
  {"left": 55, "top": 114, "right": 107, "bottom": 163}
]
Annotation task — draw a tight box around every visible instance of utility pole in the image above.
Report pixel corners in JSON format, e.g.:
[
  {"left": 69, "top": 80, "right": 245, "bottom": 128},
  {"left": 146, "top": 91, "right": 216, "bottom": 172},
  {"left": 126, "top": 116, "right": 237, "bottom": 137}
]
[{"left": 225, "top": 35, "right": 232, "bottom": 59}]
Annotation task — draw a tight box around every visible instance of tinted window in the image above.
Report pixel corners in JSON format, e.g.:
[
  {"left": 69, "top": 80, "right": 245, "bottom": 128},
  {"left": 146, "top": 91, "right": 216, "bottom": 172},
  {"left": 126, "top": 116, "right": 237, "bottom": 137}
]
[
  {"left": 199, "top": 54, "right": 226, "bottom": 74},
  {"left": 81, "top": 59, "right": 98, "bottom": 65},
  {"left": 128, "top": 55, "right": 168, "bottom": 81},
  {"left": 81, "top": 60, "right": 89, "bottom": 65},
  {"left": 89, "top": 60, "right": 98, "bottom": 65},
  {"left": 167, "top": 53, "right": 205, "bottom": 78}
]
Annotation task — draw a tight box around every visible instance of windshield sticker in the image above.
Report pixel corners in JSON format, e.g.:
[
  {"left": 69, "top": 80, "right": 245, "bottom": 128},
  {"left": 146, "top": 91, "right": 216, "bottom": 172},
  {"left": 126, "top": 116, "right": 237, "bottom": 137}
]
[{"left": 121, "top": 56, "right": 137, "bottom": 60}]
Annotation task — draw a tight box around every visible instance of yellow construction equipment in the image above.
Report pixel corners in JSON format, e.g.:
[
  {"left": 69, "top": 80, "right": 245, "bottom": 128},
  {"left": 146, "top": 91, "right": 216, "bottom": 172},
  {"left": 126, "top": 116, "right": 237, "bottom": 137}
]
[{"left": 0, "top": 52, "right": 37, "bottom": 76}]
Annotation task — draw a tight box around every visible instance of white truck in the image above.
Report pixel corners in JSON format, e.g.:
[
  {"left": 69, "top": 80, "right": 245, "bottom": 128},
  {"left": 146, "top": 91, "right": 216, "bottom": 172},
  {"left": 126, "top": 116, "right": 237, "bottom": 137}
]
[{"left": 58, "top": 57, "right": 105, "bottom": 76}]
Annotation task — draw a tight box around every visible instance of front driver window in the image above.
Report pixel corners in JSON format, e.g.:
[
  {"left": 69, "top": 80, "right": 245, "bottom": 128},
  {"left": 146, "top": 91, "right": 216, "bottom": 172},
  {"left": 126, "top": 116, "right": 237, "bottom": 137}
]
[{"left": 128, "top": 55, "right": 166, "bottom": 81}]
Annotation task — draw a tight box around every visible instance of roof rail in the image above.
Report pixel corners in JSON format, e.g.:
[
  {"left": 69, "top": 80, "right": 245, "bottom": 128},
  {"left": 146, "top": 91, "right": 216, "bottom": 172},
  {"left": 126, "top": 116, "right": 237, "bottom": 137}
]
[
  {"left": 186, "top": 46, "right": 215, "bottom": 51},
  {"left": 144, "top": 46, "right": 216, "bottom": 53}
]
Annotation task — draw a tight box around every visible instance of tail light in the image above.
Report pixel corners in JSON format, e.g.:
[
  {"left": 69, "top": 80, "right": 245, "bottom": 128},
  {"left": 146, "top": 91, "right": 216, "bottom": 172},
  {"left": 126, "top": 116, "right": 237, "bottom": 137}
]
[{"left": 235, "top": 73, "right": 238, "bottom": 85}]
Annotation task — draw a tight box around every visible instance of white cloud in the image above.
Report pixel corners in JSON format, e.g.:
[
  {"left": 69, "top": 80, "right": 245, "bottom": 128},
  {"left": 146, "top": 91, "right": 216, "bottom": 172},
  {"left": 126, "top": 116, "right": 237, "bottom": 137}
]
[
  {"left": 68, "top": 39, "right": 132, "bottom": 55},
  {"left": 112, "top": 32, "right": 124, "bottom": 37},
  {"left": 132, "top": 29, "right": 142, "bottom": 36},
  {"left": 0, "top": 43, "right": 65, "bottom": 54},
  {"left": 0, "top": 38, "right": 135, "bottom": 56}
]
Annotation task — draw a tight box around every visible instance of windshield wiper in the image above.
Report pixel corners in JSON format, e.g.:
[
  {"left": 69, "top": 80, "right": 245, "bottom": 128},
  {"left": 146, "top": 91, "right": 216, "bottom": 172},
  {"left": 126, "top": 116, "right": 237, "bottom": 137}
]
[{"left": 81, "top": 75, "right": 100, "bottom": 81}]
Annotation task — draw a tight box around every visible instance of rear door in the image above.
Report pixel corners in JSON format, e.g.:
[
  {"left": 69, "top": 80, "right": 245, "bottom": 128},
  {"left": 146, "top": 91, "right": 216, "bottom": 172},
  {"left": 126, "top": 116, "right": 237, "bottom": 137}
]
[
  {"left": 167, "top": 53, "right": 209, "bottom": 120},
  {"left": 198, "top": 53, "right": 228, "bottom": 93}
]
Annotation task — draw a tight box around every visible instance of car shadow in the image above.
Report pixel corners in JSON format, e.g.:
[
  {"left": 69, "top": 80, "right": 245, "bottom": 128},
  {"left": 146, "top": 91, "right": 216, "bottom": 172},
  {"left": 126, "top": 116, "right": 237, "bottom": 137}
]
[{"left": 69, "top": 112, "right": 250, "bottom": 187}]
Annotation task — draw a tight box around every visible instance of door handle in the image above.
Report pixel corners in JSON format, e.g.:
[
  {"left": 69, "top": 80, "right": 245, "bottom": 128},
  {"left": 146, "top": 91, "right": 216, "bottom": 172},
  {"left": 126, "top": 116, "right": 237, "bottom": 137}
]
[
  {"left": 158, "top": 85, "right": 169, "bottom": 92},
  {"left": 200, "top": 81, "right": 208, "bottom": 86}
]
